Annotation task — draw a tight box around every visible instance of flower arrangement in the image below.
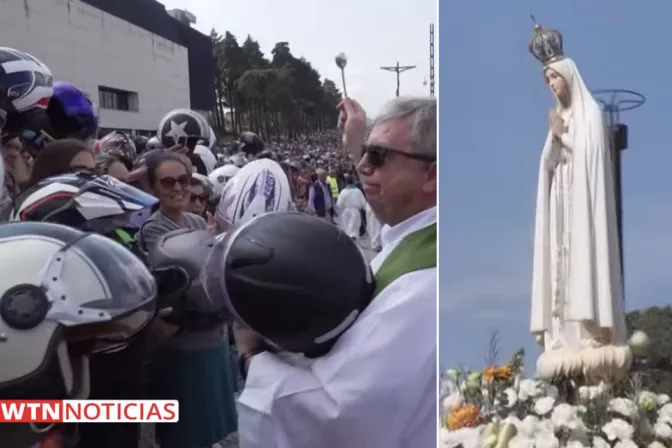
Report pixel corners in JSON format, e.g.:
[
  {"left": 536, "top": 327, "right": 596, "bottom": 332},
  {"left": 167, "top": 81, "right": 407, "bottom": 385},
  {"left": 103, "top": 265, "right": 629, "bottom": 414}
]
[{"left": 439, "top": 332, "right": 672, "bottom": 447}]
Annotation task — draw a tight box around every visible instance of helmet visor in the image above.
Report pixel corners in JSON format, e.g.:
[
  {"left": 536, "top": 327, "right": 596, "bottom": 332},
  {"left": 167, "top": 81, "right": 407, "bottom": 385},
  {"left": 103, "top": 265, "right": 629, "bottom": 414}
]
[
  {"left": 38, "top": 231, "right": 157, "bottom": 325},
  {"left": 44, "top": 174, "right": 158, "bottom": 231}
]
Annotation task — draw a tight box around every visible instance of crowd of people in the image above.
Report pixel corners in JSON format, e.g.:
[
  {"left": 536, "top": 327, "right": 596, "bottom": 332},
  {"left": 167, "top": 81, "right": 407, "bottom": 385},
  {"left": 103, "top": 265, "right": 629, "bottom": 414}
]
[{"left": 0, "top": 46, "right": 437, "bottom": 448}]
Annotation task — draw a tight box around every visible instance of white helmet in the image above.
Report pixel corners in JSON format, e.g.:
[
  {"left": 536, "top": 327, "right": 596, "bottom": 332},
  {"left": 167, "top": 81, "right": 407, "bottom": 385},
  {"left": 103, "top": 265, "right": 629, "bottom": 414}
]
[
  {"left": 0, "top": 222, "right": 156, "bottom": 402},
  {"left": 215, "top": 158, "right": 293, "bottom": 233},
  {"left": 146, "top": 136, "right": 164, "bottom": 150},
  {"left": 208, "top": 164, "right": 240, "bottom": 196},
  {"left": 208, "top": 126, "right": 217, "bottom": 149},
  {"left": 228, "top": 153, "right": 248, "bottom": 168},
  {"left": 194, "top": 144, "right": 217, "bottom": 174},
  {"left": 0, "top": 47, "right": 53, "bottom": 132}
]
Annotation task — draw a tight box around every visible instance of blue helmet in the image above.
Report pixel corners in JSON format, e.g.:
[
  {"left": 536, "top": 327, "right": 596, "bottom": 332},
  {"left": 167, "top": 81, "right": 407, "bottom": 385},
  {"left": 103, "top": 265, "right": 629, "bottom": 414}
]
[{"left": 46, "top": 81, "right": 98, "bottom": 140}]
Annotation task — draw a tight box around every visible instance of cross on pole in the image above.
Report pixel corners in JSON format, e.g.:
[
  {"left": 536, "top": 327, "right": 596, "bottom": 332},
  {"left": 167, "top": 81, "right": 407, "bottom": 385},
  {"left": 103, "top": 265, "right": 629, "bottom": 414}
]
[{"left": 380, "top": 62, "right": 417, "bottom": 97}]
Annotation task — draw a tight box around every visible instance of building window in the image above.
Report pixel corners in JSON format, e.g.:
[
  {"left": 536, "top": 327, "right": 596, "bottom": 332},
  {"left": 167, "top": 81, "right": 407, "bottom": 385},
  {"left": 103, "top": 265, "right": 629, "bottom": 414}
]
[{"left": 98, "top": 86, "right": 139, "bottom": 112}]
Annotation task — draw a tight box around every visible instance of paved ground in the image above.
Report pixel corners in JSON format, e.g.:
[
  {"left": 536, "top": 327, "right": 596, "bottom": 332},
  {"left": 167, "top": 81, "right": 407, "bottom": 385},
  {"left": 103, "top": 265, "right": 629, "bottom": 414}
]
[{"left": 140, "top": 236, "right": 377, "bottom": 447}]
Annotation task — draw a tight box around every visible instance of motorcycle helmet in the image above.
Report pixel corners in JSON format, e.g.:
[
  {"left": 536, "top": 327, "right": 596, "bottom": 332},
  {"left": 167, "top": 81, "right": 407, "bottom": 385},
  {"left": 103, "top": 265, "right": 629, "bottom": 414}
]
[
  {"left": 228, "top": 152, "right": 247, "bottom": 168},
  {"left": 208, "top": 164, "right": 239, "bottom": 196},
  {"left": 256, "top": 150, "right": 278, "bottom": 161},
  {"left": 46, "top": 81, "right": 98, "bottom": 140},
  {"left": 207, "top": 126, "right": 217, "bottom": 149},
  {"left": 237, "top": 131, "right": 264, "bottom": 157},
  {"left": 203, "top": 212, "right": 374, "bottom": 357},
  {"left": 0, "top": 144, "right": 4, "bottom": 196},
  {"left": 0, "top": 47, "right": 53, "bottom": 134},
  {"left": 11, "top": 172, "right": 158, "bottom": 235},
  {"left": 150, "top": 228, "right": 230, "bottom": 330},
  {"left": 0, "top": 222, "right": 156, "bottom": 445},
  {"left": 133, "top": 135, "right": 149, "bottom": 154},
  {"left": 193, "top": 144, "right": 217, "bottom": 174},
  {"left": 96, "top": 130, "right": 137, "bottom": 162},
  {"left": 215, "top": 158, "right": 293, "bottom": 233},
  {"left": 146, "top": 136, "right": 164, "bottom": 151},
  {"left": 0, "top": 221, "right": 156, "bottom": 395},
  {"left": 133, "top": 147, "right": 164, "bottom": 170},
  {"left": 157, "top": 108, "right": 210, "bottom": 152}
]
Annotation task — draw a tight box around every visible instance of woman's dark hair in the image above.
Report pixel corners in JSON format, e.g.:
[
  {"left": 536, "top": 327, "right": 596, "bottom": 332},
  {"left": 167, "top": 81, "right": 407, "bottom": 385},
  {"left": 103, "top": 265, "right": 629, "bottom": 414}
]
[
  {"left": 189, "top": 153, "right": 207, "bottom": 175},
  {"left": 146, "top": 153, "right": 190, "bottom": 189},
  {"left": 27, "top": 139, "right": 93, "bottom": 187},
  {"left": 310, "top": 173, "right": 318, "bottom": 183}
]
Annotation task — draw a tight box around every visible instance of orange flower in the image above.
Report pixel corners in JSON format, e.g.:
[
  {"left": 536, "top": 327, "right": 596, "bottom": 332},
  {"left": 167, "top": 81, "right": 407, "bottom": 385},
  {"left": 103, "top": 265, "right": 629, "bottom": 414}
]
[
  {"left": 446, "top": 404, "right": 480, "bottom": 430},
  {"left": 483, "top": 365, "right": 513, "bottom": 383}
]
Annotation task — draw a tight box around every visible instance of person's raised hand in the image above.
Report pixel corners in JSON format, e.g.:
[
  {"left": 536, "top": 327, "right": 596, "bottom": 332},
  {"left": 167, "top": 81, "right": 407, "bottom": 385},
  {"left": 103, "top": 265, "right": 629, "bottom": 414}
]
[
  {"left": 337, "top": 98, "right": 367, "bottom": 163},
  {"left": 206, "top": 211, "right": 218, "bottom": 234}
]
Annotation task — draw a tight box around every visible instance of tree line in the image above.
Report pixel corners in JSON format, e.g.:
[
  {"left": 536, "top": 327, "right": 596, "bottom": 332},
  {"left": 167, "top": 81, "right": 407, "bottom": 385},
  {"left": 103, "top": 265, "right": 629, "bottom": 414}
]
[{"left": 209, "top": 30, "right": 342, "bottom": 139}]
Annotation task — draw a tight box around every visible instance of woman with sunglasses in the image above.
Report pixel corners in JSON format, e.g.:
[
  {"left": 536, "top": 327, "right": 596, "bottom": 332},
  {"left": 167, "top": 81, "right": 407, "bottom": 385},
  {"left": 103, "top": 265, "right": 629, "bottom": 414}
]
[
  {"left": 187, "top": 174, "right": 211, "bottom": 219},
  {"left": 136, "top": 153, "right": 238, "bottom": 448}
]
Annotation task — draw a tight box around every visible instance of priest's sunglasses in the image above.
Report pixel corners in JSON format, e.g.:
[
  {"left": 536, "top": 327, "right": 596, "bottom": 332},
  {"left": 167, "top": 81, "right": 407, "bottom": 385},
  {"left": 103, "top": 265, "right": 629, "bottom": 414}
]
[{"left": 361, "top": 144, "right": 435, "bottom": 168}]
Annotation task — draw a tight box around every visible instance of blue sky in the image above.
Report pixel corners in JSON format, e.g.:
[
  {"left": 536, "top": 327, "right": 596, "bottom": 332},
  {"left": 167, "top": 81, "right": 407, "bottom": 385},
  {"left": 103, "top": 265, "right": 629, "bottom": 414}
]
[{"left": 439, "top": 1, "right": 672, "bottom": 371}]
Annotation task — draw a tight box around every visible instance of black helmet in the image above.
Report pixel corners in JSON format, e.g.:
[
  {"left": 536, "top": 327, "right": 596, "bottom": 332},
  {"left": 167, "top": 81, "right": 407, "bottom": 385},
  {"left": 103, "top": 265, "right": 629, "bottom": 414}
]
[
  {"left": 203, "top": 212, "right": 374, "bottom": 357},
  {"left": 237, "top": 131, "right": 264, "bottom": 156},
  {"left": 157, "top": 108, "right": 210, "bottom": 151},
  {"left": 133, "top": 134, "right": 149, "bottom": 154},
  {"left": 149, "top": 228, "right": 228, "bottom": 330}
]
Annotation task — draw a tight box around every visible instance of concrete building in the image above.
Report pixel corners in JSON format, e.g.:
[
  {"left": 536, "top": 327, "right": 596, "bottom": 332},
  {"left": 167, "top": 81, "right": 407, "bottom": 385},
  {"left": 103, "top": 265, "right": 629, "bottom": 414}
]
[{"left": 0, "top": 0, "right": 214, "bottom": 135}]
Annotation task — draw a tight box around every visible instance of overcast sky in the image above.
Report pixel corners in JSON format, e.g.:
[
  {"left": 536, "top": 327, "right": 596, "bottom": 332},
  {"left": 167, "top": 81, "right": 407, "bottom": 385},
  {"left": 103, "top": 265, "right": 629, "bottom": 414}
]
[{"left": 158, "top": 0, "right": 436, "bottom": 115}]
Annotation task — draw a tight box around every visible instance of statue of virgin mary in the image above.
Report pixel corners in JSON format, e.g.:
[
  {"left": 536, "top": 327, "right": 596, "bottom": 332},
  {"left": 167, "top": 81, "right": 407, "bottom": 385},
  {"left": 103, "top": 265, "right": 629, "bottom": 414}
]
[{"left": 528, "top": 22, "right": 632, "bottom": 381}]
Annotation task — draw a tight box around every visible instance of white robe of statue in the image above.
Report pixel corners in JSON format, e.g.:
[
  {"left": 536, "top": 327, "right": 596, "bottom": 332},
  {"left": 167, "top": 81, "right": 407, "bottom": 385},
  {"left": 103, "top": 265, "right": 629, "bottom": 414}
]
[
  {"left": 336, "top": 186, "right": 367, "bottom": 239},
  {"left": 530, "top": 57, "right": 631, "bottom": 380}
]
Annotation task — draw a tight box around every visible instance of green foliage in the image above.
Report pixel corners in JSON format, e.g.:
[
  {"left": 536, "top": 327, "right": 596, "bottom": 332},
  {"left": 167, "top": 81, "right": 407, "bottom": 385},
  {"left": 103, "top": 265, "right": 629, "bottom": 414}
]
[
  {"left": 626, "top": 305, "right": 672, "bottom": 392},
  {"left": 209, "top": 30, "right": 342, "bottom": 137}
]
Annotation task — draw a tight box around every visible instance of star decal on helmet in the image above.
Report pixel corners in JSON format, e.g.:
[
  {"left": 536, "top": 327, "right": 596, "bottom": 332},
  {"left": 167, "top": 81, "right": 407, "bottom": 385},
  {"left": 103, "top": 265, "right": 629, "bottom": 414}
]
[{"left": 165, "top": 120, "right": 188, "bottom": 141}]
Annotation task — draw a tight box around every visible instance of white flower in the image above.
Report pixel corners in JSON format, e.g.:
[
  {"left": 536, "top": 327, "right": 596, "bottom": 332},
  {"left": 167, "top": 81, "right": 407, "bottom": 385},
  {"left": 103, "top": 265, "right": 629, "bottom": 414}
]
[
  {"left": 544, "top": 383, "right": 559, "bottom": 400},
  {"left": 628, "top": 330, "right": 650, "bottom": 355},
  {"left": 565, "top": 441, "right": 587, "bottom": 448},
  {"left": 614, "top": 440, "right": 639, "bottom": 448},
  {"left": 658, "top": 394, "right": 671, "bottom": 406},
  {"left": 503, "top": 415, "right": 522, "bottom": 427},
  {"left": 659, "top": 403, "right": 672, "bottom": 424},
  {"left": 592, "top": 436, "right": 611, "bottom": 448},
  {"left": 440, "top": 426, "right": 482, "bottom": 448},
  {"left": 518, "top": 379, "right": 544, "bottom": 401},
  {"left": 602, "top": 418, "right": 634, "bottom": 441},
  {"left": 508, "top": 435, "right": 536, "bottom": 448},
  {"left": 550, "top": 403, "right": 586, "bottom": 431},
  {"left": 578, "top": 382, "right": 609, "bottom": 402},
  {"left": 534, "top": 431, "right": 560, "bottom": 448},
  {"left": 442, "top": 392, "right": 463, "bottom": 413},
  {"left": 518, "top": 415, "right": 540, "bottom": 437},
  {"left": 534, "top": 396, "right": 556, "bottom": 416},
  {"left": 648, "top": 442, "right": 667, "bottom": 448},
  {"left": 608, "top": 397, "right": 639, "bottom": 419},
  {"left": 578, "top": 386, "right": 591, "bottom": 402},
  {"left": 503, "top": 387, "right": 518, "bottom": 408},
  {"left": 653, "top": 421, "right": 672, "bottom": 440}
]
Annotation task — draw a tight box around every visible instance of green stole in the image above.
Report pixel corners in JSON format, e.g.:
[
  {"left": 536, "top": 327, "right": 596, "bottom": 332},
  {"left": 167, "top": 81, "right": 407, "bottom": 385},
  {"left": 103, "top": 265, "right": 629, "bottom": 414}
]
[{"left": 373, "top": 223, "right": 437, "bottom": 297}]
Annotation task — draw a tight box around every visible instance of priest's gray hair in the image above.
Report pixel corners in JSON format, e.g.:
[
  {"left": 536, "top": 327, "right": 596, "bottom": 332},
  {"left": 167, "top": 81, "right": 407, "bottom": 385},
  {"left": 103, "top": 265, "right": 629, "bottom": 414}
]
[{"left": 372, "top": 97, "right": 437, "bottom": 159}]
